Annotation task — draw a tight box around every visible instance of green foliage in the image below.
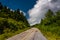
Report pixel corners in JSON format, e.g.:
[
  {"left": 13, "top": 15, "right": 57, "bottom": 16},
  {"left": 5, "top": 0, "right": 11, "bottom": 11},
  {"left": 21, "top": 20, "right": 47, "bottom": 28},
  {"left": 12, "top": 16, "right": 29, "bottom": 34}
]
[
  {"left": 45, "top": 9, "right": 53, "bottom": 18},
  {"left": 35, "top": 9, "right": 60, "bottom": 40},
  {"left": 0, "top": 27, "right": 29, "bottom": 40},
  {"left": 0, "top": 17, "right": 28, "bottom": 34},
  {"left": 0, "top": 2, "right": 30, "bottom": 40},
  {"left": 0, "top": 2, "right": 29, "bottom": 26}
]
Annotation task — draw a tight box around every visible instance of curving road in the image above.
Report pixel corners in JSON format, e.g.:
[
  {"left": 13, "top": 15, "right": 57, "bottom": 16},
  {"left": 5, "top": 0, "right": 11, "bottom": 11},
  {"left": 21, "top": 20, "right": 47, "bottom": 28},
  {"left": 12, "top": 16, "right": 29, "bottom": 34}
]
[{"left": 7, "top": 28, "right": 47, "bottom": 40}]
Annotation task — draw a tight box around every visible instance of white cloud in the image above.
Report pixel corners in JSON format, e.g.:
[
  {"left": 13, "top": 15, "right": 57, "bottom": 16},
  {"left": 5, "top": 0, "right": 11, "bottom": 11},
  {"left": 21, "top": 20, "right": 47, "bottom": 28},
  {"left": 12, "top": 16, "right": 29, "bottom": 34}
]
[
  {"left": 20, "top": 10, "right": 26, "bottom": 16},
  {"left": 28, "top": 0, "right": 60, "bottom": 26}
]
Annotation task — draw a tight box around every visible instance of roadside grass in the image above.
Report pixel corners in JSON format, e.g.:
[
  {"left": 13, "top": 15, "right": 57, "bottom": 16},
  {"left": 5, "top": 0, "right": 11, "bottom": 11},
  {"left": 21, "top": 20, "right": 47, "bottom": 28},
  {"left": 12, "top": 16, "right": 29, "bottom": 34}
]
[
  {"left": 0, "top": 27, "right": 30, "bottom": 40},
  {"left": 35, "top": 25, "right": 60, "bottom": 40},
  {"left": 0, "top": 17, "right": 30, "bottom": 40}
]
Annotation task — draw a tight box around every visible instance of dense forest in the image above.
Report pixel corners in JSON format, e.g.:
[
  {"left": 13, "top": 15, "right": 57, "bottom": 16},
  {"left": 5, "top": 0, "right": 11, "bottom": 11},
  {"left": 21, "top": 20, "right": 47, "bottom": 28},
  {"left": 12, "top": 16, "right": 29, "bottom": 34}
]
[
  {"left": 0, "top": 2, "right": 29, "bottom": 40},
  {"left": 34, "top": 10, "right": 60, "bottom": 40},
  {"left": 0, "top": 2, "right": 60, "bottom": 40}
]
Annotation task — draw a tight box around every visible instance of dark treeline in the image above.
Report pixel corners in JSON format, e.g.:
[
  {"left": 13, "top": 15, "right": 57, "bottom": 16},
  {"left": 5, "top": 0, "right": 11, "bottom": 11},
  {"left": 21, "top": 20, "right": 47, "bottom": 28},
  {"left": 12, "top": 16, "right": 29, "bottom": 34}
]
[
  {"left": 41, "top": 9, "right": 60, "bottom": 26},
  {"left": 0, "top": 2, "right": 29, "bottom": 25},
  {"left": 0, "top": 2, "right": 29, "bottom": 35}
]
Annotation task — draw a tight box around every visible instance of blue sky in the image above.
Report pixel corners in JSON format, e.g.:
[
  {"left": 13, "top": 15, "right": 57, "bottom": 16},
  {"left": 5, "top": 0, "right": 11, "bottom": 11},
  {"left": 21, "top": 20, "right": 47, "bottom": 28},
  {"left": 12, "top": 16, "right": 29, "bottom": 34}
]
[
  {"left": 28, "top": 0, "right": 60, "bottom": 26},
  {"left": 0, "top": 0, "right": 36, "bottom": 18},
  {"left": 0, "top": 0, "right": 36, "bottom": 12},
  {"left": 0, "top": 0, "right": 60, "bottom": 25}
]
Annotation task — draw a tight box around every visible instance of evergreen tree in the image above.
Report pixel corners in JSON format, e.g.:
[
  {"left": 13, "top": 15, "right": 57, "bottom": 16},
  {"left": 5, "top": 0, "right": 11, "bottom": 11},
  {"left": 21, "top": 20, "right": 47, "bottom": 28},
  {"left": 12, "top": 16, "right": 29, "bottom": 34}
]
[{"left": 0, "top": 2, "right": 3, "bottom": 10}]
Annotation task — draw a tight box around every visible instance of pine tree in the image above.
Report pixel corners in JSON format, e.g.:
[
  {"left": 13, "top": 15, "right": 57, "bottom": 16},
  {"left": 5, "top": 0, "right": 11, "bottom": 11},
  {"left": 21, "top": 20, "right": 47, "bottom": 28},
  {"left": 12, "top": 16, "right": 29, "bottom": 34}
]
[{"left": 0, "top": 2, "right": 3, "bottom": 10}]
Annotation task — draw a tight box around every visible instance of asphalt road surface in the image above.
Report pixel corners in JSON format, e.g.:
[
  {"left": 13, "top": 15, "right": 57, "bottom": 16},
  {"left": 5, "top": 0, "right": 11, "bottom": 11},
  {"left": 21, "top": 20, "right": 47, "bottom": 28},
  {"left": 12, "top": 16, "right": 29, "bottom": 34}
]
[{"left": 7, "top": 28, "right": 47, "bottom": 40}]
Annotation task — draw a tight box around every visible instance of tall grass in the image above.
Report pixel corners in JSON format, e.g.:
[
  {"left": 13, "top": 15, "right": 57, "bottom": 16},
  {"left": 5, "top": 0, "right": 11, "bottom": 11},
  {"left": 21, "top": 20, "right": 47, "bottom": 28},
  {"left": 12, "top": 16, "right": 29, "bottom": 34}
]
[{"left": 35, "top": 24, "right": 60, "bottom": 40}]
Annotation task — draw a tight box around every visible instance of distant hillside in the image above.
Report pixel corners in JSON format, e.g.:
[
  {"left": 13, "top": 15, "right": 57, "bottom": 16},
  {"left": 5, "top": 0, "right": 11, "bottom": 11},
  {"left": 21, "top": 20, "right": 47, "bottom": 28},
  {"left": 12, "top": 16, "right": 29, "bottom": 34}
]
[
  {"left": 34, "top": 9, "right": 60, "bottom": 40},
  {"left": 0, "top": 2, "right": 29, "bottom": 40}
]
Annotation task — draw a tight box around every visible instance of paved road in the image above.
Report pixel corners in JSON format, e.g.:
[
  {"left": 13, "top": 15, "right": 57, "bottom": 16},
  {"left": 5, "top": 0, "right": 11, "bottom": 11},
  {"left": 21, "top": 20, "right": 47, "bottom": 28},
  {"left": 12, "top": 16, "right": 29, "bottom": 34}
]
[{"left": 7, "top": 28, "right": 47, "bottom": 40}]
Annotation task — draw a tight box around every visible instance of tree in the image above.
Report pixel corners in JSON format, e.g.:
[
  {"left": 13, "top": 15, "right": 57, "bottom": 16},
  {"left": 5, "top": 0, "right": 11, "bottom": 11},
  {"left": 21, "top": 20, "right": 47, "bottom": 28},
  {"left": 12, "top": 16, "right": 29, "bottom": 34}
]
[
  {"left": 42, "top": 9, "right": 54, "bottom": 25},
  {"left": 0, "top": 2, "right": 3, "bottom": 10},
  {"left": 45, "top": 9, "right": 53, "bottom": 18}
]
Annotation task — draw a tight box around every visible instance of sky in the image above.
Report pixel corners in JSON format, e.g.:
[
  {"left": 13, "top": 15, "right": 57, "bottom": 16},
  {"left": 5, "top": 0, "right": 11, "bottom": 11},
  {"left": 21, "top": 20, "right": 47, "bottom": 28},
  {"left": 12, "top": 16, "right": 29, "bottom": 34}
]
[
  {"left": 28, "top": 0, "right": 60, "bottom": 26},
  {"left": 0, "top": 0, "right": 36, "bottom": 18},
  {"left": 0, "top": 0, "right": 60, "bottom": 26}
]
